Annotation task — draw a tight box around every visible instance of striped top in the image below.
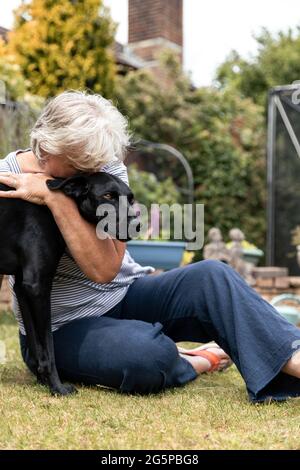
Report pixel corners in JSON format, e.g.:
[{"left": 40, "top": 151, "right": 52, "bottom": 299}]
[{"left": 0, "top": 149, "right": 154, "bottom": 335}]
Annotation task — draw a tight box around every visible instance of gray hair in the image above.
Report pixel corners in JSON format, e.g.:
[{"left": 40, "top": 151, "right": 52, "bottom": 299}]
[{"left": 30, "top": 90, "right": 132, "bottom": 171}]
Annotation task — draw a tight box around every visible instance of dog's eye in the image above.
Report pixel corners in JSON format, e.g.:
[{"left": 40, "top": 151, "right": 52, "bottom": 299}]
[{"left": 103, "top": 193, "right": 114, "bottom": 200}]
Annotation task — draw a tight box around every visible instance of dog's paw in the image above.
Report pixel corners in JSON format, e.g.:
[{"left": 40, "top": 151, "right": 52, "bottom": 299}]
[
  {"left": 36, "top": 374, "right": 48, "bottom": 386},
  {"left": 51, "top": 382, "right": 78, "bottom": 396},
  {"left": 62, "top": 383, "right": 78, "bottom": 395}
]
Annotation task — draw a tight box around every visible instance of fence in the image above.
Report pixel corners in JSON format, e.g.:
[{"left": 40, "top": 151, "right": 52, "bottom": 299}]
[{"left": 0, "top": 100, "right": 40, "bottom": 158}]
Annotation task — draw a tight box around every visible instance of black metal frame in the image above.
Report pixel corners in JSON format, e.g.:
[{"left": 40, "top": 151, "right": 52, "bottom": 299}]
[
  {"left": 267, "top": 84, "right": 300, "bottom": 266},
  {"left": 132, "top": 139, "right": 194, "bottom": 206}
]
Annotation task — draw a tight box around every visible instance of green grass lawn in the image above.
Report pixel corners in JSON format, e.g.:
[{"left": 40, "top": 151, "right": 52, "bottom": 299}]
[{"left": 0, "top": 310, "right": 300, "bottom": 450}]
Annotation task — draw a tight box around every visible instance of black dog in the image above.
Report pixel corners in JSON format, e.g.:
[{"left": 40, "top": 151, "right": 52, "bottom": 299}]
[{"left": 0, "top": 172, "right": 137, "bottom": 395}]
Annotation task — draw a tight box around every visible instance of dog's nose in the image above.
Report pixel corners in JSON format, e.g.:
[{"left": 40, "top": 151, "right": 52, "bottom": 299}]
[
  {"left": 128, "top": 213, "right": 139, "bottom": 222},
  {"left": 130, "top": 202, "right": 141, "bottom": 218}
]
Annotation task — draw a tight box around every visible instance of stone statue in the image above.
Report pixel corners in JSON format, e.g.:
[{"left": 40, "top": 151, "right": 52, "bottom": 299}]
[
  {"left": 228, "top": 228, "right": 256, "bottom": 286},
  {"left": 203, "top": 228, "right": 231, "bottom": 264},
  {"left": 203, "top": 227, "right": 256, "bottom": 285}
]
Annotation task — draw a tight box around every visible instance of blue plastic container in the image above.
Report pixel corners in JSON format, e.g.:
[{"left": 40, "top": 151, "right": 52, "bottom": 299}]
[
  {"left": 270, "top": 294, "right": 300, "bottom": 326},
  {"left": 127, "top": 240, "right": 187, "bottom": 271}
]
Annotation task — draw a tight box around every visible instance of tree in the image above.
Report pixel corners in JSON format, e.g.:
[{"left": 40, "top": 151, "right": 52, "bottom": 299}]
[
  {"left": 8, "top": 0, "right": 117, "bottom": 98},
  {"left": 216, "top": 27, "right": 300, "bottom": 105},
  {"left": 114, "top": 52, "right": 266, "bottom": 255}
]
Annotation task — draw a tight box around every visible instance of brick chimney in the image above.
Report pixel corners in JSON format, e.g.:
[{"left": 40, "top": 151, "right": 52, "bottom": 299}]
[{"left": 127, "top": 0, "right": 183, "bottom": 75}]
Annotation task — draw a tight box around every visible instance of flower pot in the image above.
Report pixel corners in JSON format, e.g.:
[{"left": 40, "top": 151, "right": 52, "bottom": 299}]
[
  {"left": 242, "top": 248, "right": 264, "bottom": 266},
  {"left": 127, "top": 240, "right": 187, "bottom": 271}
]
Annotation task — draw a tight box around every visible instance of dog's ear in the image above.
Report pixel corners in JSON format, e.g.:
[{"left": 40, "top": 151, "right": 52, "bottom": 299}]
[{"left": 46, "top": 175, "right": 90, "bottom": 198}]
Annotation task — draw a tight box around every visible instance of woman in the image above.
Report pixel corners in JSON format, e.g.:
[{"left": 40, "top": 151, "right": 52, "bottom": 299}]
[{"left": 0, "top": 90, "right": 299, "bottom": 402}]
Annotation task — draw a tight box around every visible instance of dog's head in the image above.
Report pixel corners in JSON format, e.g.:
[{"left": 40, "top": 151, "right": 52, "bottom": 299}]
[{"left": 46, "top": 172, "right": 140, "bottom": 241}]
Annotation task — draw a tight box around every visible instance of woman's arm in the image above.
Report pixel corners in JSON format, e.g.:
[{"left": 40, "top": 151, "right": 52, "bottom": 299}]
[
  {"left": 46, "top": 191, "right": 125, "bottom": 283},
  {"left": 0, "top": 172, "right": 125, "bottom": 284}
]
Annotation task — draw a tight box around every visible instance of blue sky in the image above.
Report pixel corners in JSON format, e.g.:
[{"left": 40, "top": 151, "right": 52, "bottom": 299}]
[{"left": 2, "top": 0, "right": 300, "bottom": 86}]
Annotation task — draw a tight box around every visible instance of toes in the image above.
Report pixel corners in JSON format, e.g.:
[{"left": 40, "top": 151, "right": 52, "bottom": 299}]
[{"left": 207, "top": 347, "right": 230, "bottom": 360}]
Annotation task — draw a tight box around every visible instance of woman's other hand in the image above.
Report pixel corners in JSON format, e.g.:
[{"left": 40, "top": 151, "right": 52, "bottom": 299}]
[{"left": 0, "top": 172, "right": 53, "bottom": 205}]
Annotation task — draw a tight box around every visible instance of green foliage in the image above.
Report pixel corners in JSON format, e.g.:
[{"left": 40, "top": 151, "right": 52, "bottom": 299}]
[
  {"left": 128, "top": 165, "right": 181, "bottom": 241},
  {"left": 128, "top": 165, "right": 179, "bottom": 208},
  {"left": 216, "top": 27, "right": 300, "bottom": 105},
  {"left": 0, "top": 35, "right": 44, "bottom": 158},
  {"left": 0, "top": 39, "right": 28, "bottom": 101},
  {"left": 8, "top": 0, "right": 117, "bottom": 98},
  {"left": 114, "top": 52, "right": 266, "bottom": 255},
  {"left": 291, "top": 225, "right": 300, "bottom": 246}
]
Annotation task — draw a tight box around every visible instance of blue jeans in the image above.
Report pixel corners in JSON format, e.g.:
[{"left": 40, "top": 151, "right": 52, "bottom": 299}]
[{"left": 19, "top": 260, "right": 300, "bottom": 402}]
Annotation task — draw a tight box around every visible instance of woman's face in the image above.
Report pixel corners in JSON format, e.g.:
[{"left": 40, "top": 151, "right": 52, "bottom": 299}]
[{"left": 40, "top": 155, "right": 79, "bottom": 178}]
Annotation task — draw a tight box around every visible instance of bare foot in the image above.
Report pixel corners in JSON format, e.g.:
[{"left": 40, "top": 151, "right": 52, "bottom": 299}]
[
  {"left": 178, "top": 343, "right": 233, "bottom": 375},
  {"left": 281, "top": 349, "right": 300, "bottom": 379}
]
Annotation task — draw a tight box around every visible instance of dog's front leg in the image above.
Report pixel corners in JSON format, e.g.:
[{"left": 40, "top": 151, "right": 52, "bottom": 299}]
[
  {"left": 14, "top": 274, "right": 77, "bottom": 396},
  {"left": 13, "top": 276, "right": 40, "bottom": 376}
]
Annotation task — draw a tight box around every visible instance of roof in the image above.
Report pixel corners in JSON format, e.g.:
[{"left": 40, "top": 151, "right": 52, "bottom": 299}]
[
  {"left": 0, "top": 26, "right": 9, "bottom": 41},
  {"left": 112, "top": 41, "right": 146, "bottom": 70}
]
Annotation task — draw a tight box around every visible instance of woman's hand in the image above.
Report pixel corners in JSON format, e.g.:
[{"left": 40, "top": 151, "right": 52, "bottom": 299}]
[{"left": 0, "top": 172, "right": 53, "bottom": 205}]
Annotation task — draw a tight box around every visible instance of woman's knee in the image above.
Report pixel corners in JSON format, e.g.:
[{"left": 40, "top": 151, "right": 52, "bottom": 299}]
[
  {"left": 117, "top": 321, "right": 179, "bottom": 395},
  {"left": 192, "top": 259, "right": 232, "bottom": 277}
]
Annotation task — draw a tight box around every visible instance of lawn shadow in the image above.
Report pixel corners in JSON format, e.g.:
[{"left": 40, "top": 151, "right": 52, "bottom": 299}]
[{"left": 0, "top": 364, "right": 33, "bottom": 386}]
